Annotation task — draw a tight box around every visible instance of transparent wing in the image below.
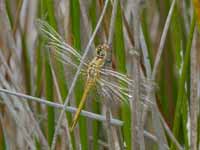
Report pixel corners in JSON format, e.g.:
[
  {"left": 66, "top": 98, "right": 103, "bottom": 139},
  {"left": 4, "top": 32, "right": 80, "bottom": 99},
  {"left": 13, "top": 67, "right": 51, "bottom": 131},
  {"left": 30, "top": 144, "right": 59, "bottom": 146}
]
[
  {"left": 51, "top": 49, "right": 86, "bottom": 75},
  {"left": 36, "top": 19, "right": 89, "bottom": 68},
  {"left": 98, "top": 68, "right": 156, "bottom": 104},
  {"left": 97, "top": 80, "right": 130, "bottom": 104},
  {"left": 100, "top": 68, "right": 155, "bottom": 89}
]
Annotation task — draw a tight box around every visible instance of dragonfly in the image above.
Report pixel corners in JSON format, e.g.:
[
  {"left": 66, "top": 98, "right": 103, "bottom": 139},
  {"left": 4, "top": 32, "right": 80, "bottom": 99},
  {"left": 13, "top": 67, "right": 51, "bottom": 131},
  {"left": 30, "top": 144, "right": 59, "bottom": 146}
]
[{"left": 36, "top": 20, "right": 155, "bottom": 132}]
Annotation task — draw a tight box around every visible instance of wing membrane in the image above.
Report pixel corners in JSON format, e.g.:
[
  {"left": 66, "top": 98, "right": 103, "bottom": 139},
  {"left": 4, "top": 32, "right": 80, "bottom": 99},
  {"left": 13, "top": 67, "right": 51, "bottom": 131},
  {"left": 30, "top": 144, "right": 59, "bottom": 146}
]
[
  {"left": 99, "top": 68, "right": 156, "bottom": 104},
  {"left": 100, "top": 68, "right": 155, "bottom": 89},
  {"left": 36, "top": 19, "right": 88, "bottom": 68}
]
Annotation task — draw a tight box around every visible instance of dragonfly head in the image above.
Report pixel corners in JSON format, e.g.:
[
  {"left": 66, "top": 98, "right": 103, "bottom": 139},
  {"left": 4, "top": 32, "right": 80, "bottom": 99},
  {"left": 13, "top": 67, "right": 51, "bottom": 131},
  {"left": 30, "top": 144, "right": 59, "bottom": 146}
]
[{"left": 96, "top": 44, "right": 110, "bottom": 60}]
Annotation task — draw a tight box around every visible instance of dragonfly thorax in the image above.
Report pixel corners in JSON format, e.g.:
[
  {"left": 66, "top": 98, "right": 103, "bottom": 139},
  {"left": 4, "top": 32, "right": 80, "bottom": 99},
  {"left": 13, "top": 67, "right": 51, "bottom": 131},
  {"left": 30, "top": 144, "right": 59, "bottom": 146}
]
[
  {"left": 87, "top": 57, "right": 105, "bottom": 82},
  {"left": 87, "top": 65, "right": 99, "bottom": 79}
]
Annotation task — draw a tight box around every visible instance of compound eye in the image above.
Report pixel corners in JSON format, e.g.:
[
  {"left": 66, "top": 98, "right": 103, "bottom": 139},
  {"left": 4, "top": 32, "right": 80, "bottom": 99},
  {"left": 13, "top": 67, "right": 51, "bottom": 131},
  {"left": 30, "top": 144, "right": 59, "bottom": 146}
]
[
  {"left": 97, "top": 49, "right": 101, "bottom": 55},
  {"left": 97, "top": 48, "right": 103, "bottom": 56},
  {"left": 96, "top": 45, "right": 107, "bottom": 58}
]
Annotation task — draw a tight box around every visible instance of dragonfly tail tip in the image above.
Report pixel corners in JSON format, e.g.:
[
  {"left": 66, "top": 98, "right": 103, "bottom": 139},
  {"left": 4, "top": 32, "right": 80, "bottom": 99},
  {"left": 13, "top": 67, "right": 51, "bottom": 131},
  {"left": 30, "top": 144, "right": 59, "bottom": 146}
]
[
  {"left": 69, "top": 126, "right": 74, "bottom": 132},
  {"left": 69, "top": 121, "right": 76, "bottom": 132}
]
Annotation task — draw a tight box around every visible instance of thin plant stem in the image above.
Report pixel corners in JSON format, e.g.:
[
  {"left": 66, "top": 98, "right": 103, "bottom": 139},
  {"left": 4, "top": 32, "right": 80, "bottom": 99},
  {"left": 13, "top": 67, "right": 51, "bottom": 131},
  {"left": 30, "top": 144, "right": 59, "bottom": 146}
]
[{"left": 0, "top": 88, "right": 123, "bottom": 126}]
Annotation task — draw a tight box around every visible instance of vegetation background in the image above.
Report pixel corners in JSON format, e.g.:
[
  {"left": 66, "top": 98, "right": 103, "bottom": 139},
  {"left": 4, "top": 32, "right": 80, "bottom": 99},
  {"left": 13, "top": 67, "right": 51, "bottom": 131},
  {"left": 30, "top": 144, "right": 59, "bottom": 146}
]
[{"left": 0, "top": 0, "right": 199, "bottom": 150}]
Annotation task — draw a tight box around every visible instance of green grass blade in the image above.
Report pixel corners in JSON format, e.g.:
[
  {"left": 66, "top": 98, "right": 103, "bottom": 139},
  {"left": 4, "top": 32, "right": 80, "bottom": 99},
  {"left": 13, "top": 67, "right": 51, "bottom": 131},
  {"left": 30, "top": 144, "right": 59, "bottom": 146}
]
[
  {"left": 44, "top": 52, "right": 55, "bottom": 145},
  {"left": 113, "top": 3, "right": 131, "bottom": 150},
  {"left": 171, "top": 13, "right": 196, "bottom": 150},
  {"left": 38, "top": 0, "right": 56, "bottom": 145},
  {"left": 70, "top": 0, "right": 88, "bottom": 149},
  {"left": 5, "top": 0, "right": 13, "bottom": 28},
  {"left": 21, "top": 33, "right": 31, "bottom": 94}
]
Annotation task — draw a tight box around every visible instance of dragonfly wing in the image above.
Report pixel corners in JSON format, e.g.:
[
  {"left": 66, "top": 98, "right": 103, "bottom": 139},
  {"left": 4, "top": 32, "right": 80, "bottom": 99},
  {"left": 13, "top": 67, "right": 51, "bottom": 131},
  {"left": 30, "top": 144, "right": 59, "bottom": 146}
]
[
  {"left": 100, "top": 68, "right": 156, "bottom": 89},
  {"left": 99, "top": 69, "right": 156, "bottom": 104},
  {"left": 36, "top": 19, "right": 88, "bottom": 68},
  {"left": 97, "top": 79, "right": 130, "bottom": 105}
]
